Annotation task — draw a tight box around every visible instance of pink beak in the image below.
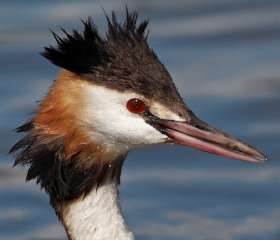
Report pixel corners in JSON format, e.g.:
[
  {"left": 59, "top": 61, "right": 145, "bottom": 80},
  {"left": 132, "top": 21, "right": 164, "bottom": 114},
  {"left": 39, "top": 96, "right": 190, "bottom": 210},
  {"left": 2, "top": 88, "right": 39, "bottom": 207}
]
[{"left": 158, "top": 112, "right": 267, "bottom": 163}]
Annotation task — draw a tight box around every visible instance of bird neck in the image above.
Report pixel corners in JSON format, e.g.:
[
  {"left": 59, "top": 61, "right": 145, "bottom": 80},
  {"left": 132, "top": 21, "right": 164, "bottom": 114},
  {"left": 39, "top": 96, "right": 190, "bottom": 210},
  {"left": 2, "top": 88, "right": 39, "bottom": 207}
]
[{"left": 62, "top": 178, "right": 135, "bottom": 240}]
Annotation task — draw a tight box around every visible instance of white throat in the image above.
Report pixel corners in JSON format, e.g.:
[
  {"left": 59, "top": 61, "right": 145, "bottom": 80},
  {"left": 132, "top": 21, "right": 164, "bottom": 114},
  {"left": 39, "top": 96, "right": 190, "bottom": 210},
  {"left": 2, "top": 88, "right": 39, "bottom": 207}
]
[{"left": 63, "top": 180, "right": 135, "bottom": 240}]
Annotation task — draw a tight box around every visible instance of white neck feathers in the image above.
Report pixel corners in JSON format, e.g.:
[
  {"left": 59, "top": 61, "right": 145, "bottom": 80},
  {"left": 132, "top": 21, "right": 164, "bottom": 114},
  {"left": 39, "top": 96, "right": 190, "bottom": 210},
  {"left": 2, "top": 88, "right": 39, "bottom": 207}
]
[{"left": 63, "top": 180, "right": 135, "bottom": 240}]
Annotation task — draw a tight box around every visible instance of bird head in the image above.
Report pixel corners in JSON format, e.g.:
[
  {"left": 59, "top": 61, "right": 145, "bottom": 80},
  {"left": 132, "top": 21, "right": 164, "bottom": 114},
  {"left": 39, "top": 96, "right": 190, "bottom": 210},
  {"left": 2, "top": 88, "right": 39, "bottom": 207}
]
[
  {"left": 40, "top": 10, "right": 266, "bottom": 163},
  {"left": 10, "top": 9, "right": 267, "bottom": 206}
]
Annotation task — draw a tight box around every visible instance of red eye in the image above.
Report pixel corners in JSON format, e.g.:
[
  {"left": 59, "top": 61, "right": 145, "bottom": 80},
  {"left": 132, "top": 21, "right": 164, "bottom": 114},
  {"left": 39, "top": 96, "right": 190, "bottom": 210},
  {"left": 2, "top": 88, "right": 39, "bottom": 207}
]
[{"left": 126, "top": 98, "right": 146, "bottom": 114}]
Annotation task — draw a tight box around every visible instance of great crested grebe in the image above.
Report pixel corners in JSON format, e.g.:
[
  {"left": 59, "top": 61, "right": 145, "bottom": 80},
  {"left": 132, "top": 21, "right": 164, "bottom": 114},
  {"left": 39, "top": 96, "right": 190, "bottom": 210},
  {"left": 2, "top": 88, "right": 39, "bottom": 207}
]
[{"left": 10, "top": 9, "right": 267, "bottom": 240}]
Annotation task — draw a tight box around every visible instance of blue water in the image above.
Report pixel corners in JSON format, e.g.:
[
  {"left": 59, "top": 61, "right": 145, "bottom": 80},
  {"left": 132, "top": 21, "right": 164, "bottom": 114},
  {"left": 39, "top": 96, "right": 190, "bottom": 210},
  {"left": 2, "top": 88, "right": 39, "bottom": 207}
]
[{"left": 1, "top": 1, "right": 280, "bottom": 239}]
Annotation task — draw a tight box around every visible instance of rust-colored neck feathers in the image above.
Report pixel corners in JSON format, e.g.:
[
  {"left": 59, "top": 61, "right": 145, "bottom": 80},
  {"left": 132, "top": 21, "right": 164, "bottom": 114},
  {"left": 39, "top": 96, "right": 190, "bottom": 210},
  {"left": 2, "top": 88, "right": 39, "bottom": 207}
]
[{"left": 34, "top": 70, "right": 91, "bottom": 160}]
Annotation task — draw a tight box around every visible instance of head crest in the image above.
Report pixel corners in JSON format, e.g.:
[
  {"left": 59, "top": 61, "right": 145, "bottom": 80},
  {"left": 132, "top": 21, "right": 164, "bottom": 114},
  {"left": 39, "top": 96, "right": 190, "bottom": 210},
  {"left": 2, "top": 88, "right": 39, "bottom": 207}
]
[{"left": 42, "top": 8, "right": 149, "bottom": 74}]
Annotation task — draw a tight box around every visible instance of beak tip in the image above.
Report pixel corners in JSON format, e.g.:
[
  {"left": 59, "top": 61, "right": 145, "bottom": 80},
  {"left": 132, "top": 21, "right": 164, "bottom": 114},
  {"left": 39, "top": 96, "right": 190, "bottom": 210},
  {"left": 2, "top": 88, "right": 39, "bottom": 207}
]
[
  {"left": 255, "top": 154, "right": 269, "bottom": 163},
  {"left": 263, "top": 156, "right": 269, "bottom": 162}
]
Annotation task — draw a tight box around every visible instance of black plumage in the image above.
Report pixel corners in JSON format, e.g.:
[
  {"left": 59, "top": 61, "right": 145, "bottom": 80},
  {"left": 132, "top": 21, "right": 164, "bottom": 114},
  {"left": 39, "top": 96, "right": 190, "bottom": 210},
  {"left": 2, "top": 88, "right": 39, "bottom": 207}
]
[
  {"left": 42, "top": 9, "right": 148, "bottom": 74},
  {"left": 10, "top": 122, "right": 124, "bottom": 216}
]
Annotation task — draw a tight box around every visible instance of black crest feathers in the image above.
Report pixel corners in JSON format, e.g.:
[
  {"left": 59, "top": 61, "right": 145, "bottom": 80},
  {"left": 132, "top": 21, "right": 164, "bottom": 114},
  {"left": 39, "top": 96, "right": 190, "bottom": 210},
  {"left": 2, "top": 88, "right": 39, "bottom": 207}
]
[
  {"left": 42, "top": 8, "right": 149, "bottom": 74},
  {"left": 106, "top": 9, "right": 149, "bottom": 42}
]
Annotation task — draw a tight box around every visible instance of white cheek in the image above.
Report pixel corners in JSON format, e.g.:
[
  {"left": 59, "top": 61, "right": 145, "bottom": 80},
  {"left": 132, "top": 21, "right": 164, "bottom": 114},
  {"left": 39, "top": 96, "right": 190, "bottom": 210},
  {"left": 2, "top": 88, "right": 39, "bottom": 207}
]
[{"left": 81, "top": 85, "right": 167, "bottom": 147}]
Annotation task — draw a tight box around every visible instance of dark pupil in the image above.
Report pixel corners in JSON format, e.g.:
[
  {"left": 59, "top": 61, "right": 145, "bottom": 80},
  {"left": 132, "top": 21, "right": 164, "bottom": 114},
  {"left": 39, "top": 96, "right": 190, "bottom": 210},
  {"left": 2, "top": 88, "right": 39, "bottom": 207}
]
[{"left": 133, "top": 100, "right": 141, "bottom": 109}]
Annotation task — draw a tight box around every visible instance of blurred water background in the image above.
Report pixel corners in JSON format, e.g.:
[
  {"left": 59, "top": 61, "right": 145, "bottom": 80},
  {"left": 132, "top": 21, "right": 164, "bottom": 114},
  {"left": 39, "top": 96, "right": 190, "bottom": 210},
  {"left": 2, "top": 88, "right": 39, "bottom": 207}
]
[{"left": 0, "top": 0, "right": 280, "bottom": 239}]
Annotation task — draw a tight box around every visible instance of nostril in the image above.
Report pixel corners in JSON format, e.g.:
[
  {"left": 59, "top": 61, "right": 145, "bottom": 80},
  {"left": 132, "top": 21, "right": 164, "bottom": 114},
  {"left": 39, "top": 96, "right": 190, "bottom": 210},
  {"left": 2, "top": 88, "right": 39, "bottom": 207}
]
[
  {"left": 192, "top": 123, "right": 210, "bottom": 132},
  {"left": 232, "top": 145, "right": 240, "bottom": 152}
]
